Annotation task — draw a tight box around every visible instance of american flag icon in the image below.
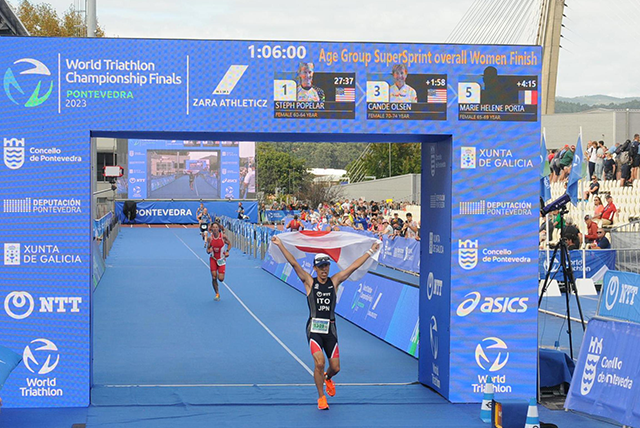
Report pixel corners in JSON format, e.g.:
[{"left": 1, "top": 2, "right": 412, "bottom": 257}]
[
  {"left": 427, "top": 88, "right": 447, "bottom": 103},
  {"left": 335, "top": 87, "right": 355, "bottom": 102}
]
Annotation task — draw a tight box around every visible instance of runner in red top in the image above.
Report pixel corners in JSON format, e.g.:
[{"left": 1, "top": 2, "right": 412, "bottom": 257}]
[
  {"left": 286, "top": 214, "right": 304, "bottom": 231},
  {"left": 206, "top": 222, "right": 231, "bottom": 301}
]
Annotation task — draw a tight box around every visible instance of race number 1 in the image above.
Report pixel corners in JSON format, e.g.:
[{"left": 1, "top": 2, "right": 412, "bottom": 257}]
[{"left": 273, "top": 79, "right": 297, "bottom": 101}]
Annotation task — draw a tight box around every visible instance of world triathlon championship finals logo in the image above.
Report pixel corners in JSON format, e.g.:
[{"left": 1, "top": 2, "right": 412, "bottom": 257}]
[
  {"left": 4, "top": 58, "right": 53, "bottom": 107},
  {"left": 3, "top": 138, "right": 25, "bottom": 169}
]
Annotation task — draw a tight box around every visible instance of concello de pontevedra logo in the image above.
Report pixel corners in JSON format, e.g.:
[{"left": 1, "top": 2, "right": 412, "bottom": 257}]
[
  {"left": 3, "top": 138, "right": 25, "bottom": 170},
  {"left": 4, "top": 58, "right": 53, "bottom": 107}
]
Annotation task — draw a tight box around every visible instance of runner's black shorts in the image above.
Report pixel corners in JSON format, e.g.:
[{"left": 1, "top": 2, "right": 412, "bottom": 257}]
[{"left": 306, "top": 319, "right": 340, "bottom": 359}]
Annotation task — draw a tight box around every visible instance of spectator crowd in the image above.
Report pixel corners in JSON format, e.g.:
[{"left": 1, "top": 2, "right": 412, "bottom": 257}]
[{"left": 261, "top": 198, "right": 421, "bottom": 240}]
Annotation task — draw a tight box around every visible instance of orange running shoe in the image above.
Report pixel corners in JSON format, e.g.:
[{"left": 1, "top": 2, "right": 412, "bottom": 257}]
[
  {"left": 215, "top": 293, "right": 220, "bottom": 301},
  {"left": 317, "top": 395, "right": 329, "bottom": 410},
  {"left": 324, "top": 373, "right": 335, "bottom": 397}
]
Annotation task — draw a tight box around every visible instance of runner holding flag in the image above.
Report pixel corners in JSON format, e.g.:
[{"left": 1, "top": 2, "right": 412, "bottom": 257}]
[{"left": 270, "top": 231, "right": 380, "bottom": 410}]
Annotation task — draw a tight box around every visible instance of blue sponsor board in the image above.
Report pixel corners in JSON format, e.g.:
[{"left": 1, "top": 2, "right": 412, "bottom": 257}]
[
  {"left": 420, "top": 141, "right": 453, "bottom": 396},
  {"left": 380, "top": 235, "right": 420, "bottom": 273},
  {"left": 565, "top": 319, "right": 640, "bottom": 427},
  {"left": 262, "top": 254, "right": 419, "bottom": 356},
  {"left": 1, "top": 37, "right": 540, "bottom": 406},
  {"left": 538, "top": 250, "right": 615, "bottom": 281},
  {"left": 598, "top": 270, "right": 640, "bottom": 324},
  {"left": 115, "top": 200, "right": 257, "bottom": 224}
]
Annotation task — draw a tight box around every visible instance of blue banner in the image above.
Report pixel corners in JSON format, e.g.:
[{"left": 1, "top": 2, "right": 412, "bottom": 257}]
[
  {"left": 598, "top": 270, "right": 640, "bottom": 324},
  {"left": 538, "top": 249, "right": 616, "bottom": 281},
  {"left": 266, "top": 210, "right": 302, "bottom": 223},
  {"left": 115, "top": 200, "right": 258, "bottom": 224},
  {"left": 565, "top": 319, "right": 640, "bottom": 427},
  {"left": 261, "top": 254, "right": 419, "bottom": 356},
  {"left": 93, "top": 212, "right": 113, "bottom": 239},
  {"left": 380, "top": 235, "right": 420, "bottom": 273},
  {"left": 420, "top": 141, "right": 453, "bottom": 397},
  {"left": 0, "top": 36, "right": 541, "bottom": 406}
]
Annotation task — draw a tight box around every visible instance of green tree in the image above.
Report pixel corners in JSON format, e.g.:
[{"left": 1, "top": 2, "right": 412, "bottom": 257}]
[
  {"left": 16, "top": 0, "right": 105, "bottom": 37},
  {"left": 256, "top": 143, "right": 309, "bottom": 195},
  {"left": 346, "top": 143, "right": 421, "bottom": 180}
]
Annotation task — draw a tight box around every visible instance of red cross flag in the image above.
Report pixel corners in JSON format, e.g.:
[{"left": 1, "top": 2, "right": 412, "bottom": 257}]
[{"left": 268, "top": 231, "right": 381, "bottom": 281}]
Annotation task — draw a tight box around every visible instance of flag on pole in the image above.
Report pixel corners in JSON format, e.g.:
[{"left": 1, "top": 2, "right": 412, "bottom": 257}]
[
  {"left": 567, "top": 133, "right": 583, "bottom": 206},
  {"left": 540, "top": 132, "right": 551, "bottom": 203},
  {"left": 268, "top": 231, "right": 380, "bottom": 281}
]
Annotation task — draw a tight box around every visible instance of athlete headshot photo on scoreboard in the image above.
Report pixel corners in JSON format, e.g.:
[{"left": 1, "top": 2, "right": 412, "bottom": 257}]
[
  {"left": 296, "top": 62, "right": 326, "bottom": 102},
  {"left": 389, "top": 64, "right": 417, "bottom": 103}
]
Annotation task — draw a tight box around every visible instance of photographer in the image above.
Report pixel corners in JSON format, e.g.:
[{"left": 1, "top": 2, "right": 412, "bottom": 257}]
[{"left": 562, "top": 216, "right": 581, "bottom": 250}]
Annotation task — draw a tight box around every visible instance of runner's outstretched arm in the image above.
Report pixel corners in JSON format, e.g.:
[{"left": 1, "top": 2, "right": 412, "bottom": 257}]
[
  {"left": 331, "top": 242, "right": 380, "bottom": 287},
  {"left": 271, "top": 236, "right": 313, "bottom": 292}
]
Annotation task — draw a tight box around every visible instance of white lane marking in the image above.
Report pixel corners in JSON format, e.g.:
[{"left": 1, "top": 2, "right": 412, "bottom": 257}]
[
  {"left": 538, "top": 308, "right": 586, "bottom": 323},
  {"left": 173, "top": 231, "right": 314, "bottom": 377},
  {"left": 98, "top": 382, "right": 415, "bottom": 388}
]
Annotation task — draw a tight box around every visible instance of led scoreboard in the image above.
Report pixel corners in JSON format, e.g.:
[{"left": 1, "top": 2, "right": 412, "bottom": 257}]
[{"left": 0, "top": 38, "right": 541, "bottom": 408}]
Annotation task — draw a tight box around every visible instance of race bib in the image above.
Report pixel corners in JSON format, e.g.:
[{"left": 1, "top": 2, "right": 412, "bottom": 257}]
[
  {"left": 310, "top": 318, "right": 330, "bottom": 334},
  {"left": 216, "top": 257, "right": 226, "bottom": 266}
]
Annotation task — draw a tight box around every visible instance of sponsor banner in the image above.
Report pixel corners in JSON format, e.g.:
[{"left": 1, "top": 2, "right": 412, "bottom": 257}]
[
  {"left": 419, "top": 141, "right": 452, "bottom": 396},
  {"left": 1, "top": 38, "right": 541, "bottom": 407},
  {"left": 265, "top": 210, "right": 301, "bottom": 223},
  {"left": 379, "top": 234, "right": 420, "bottom": 273},
  {"left": 0, "top": 334, "right": 90, "bottom": 407},
  {"left": 115, "top": 200, "right": 258, "bottom": 224},
  {"left": 539, "top": 249, "right": 616, "bottom": 282},
  {"left": 93, "top": 212, "right": 113, "bottom": 239},
  {"left": 565, "top": 319, "right": 640, "bottom": 428},
  {"left": 261, "top": 253, "right": 419, "bottom": 356},
  {"left": 598, "top": 270, "right": 640, "bottom": 324}
]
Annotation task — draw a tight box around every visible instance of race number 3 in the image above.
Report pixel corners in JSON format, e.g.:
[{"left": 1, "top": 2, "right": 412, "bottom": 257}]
[{"left": 366, "top": 81, "right": 389, "bottom": 102}]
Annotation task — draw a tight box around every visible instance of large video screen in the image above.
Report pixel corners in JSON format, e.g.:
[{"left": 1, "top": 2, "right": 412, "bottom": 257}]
[{"left": 122, "top": 140, "right": 255, "bottom": 200}]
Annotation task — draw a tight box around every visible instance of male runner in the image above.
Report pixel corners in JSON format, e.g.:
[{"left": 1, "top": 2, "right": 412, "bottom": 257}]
[
  {"left": 197, "top": 207, "right": 213, "bottom": 243},
  {"left": 270, "top": 236, "right": 380, "bottom": 410},
  {"left": 206, "top": 223, "right": 231, "bottom": 301}
]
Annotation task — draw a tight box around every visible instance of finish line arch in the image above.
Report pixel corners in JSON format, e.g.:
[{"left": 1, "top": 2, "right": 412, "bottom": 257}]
[{"left": 0, "top": 37, "right": 541, "bottom": 406}]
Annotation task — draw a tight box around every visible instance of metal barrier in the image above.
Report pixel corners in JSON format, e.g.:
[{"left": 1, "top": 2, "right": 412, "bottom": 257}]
[
  {"left": 95, "top": 212, "right": 120, "bottom": 260},
  {"left": 614, "top": 248, "right": 640, "bottom": 274}
]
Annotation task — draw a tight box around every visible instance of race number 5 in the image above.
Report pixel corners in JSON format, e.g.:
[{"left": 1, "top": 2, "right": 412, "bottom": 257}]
[{"left": 458, "top": 82, "right": 481, "bottom": 104}]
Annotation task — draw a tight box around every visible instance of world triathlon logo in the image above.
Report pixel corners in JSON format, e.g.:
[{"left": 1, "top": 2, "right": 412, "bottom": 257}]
[
  {"left": 429, "top": 316, "right": 438, "bottom": 360},
  {"left": 4, "top": 58, "right": 53, "bottom": 107},
  {"left": 458, "top": 239, "right": 478, "bottom": 270},
  {"left": 475, "top": 337, "right": 509, "bottom": 372},
  {"left": 23, "top": 338, "right": 60, "bottom": 375},
  {"left": 3, "top": 138, "right": 25, "bottom": 170}
]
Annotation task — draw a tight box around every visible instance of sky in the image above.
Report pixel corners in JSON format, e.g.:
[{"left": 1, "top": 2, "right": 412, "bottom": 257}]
[{"left": 24, "top": 0, "right": 640, "bottom": 98}]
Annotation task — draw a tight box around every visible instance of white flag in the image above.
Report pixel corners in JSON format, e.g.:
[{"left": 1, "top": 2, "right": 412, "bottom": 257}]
[{"left": 268, "top": 231, "right": 381, "bottom": 281}]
